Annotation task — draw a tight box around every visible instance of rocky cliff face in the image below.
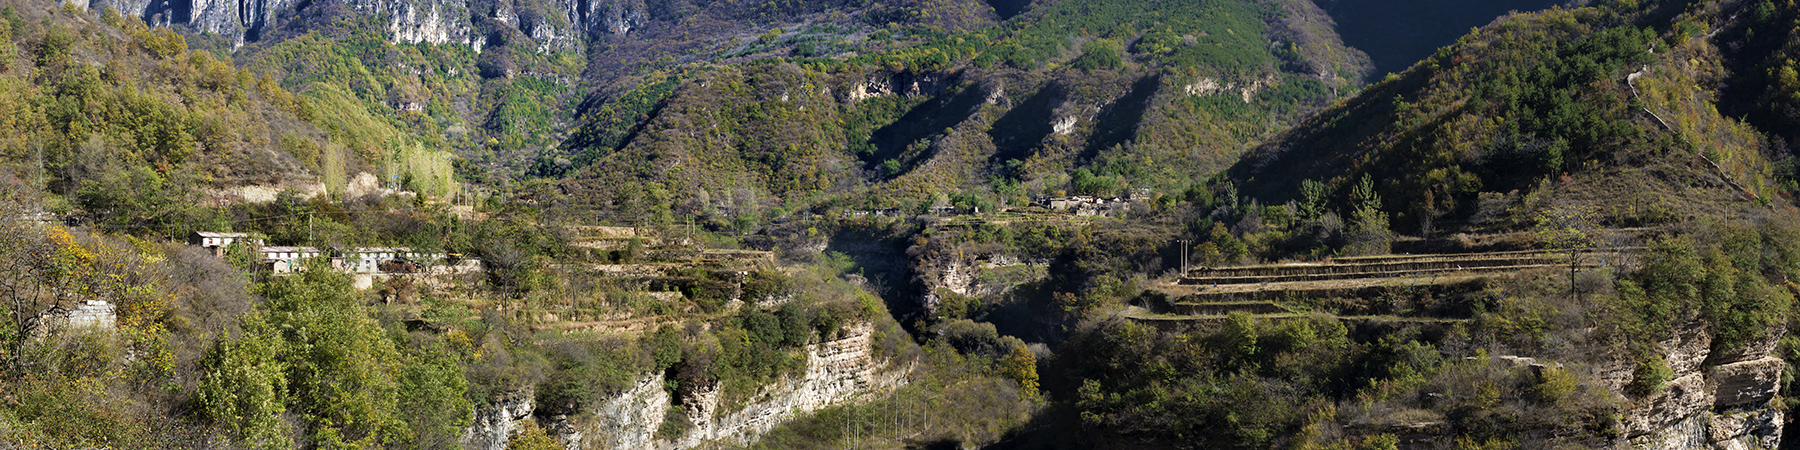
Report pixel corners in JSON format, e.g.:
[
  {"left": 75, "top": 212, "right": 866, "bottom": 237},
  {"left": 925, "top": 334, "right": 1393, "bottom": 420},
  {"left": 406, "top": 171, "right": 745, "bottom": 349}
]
[
  {"left": 462, "top": 321, "right": 909, "bottom": 449},
  {"left": 913, "top": 247, "right": 1042, "bottom": 314},
  {"left": 89, "top": 0, "right": 643, "bottom": 49},
  {"left": 581, "top": 321, "right": 910, "bottom": 449},
  {"left": 464, "top": 392, "right": 536, "bottom": 450},
  {"left": 1608, "top": 317, "right": 1785, "bottom": 449}
]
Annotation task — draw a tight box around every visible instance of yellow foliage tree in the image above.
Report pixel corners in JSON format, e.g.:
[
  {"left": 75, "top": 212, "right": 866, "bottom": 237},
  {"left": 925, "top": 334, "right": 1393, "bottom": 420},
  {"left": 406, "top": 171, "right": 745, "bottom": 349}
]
[
  {"left": 507, "top": 422, "right": 563, "bottom": 450},
  {"left": 999, "top": 343, "right": 1039, "bottom": 398}
]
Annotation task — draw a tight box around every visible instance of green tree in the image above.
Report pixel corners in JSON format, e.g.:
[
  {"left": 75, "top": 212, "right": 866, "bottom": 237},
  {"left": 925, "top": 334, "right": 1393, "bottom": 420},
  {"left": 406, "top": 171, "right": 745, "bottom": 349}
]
[
  {"left": 398, "top": 343, "right": 474, "bottom": 448},
  {"left": 1297, "top": 179, "right": 1326, "bottom": 220},
  {"left": 1072, "top": 39, "right": 1124, "bottom": 71},
  {"left": 1345, "top": 175, "right": 1391, "bottom": 255},
  {"left": 1207, "top": 223, "right": 1249, "bottom": 265},
  {"left": 195, "top": 313, "right": 293, "bottom": 449},
  {"left": 1071, "top": 168, "right": 1119, "bottom": 196},
  {"left": 199, "top": 261, "right": 414, "bottom": 447},
  {"left": 1222, "top": 312, "right": 1259, "bottom": 369}
]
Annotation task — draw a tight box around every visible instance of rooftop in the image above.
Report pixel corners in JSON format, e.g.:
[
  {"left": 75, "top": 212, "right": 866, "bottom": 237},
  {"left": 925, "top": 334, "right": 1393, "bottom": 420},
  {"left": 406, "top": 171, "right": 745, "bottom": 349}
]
[{"left": 194, "top": 231, "right": 251, "bottom": 238}]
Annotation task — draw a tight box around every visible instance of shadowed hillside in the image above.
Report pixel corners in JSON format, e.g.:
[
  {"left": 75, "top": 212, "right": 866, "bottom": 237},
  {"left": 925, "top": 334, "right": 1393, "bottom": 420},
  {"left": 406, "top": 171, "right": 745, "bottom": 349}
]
[{"left": 1319, "top": 0, "right": 1566, "bottom": 75}]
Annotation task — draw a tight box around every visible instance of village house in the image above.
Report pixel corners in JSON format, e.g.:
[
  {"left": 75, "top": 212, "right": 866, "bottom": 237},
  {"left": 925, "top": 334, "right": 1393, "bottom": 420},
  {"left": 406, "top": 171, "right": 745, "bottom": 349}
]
[
  {"left": 189, "top": 231, "right": 474, "bottom": 277},
  {"left": 1045, "top": 196, "right": 1095, "bottom": 210},
  {"left": 335, "top": 247, "right": 448, "bottom": 274},
  {"left": 188, "top": 231, "right": 263, "bottom": 257},
  {"left": 844, "top": 208, "right": 904, "bottom": 218},
  {"left": 1039, "top": 195, "right": 1134, "bottom": 217},
  {"left": 260, "top": 246, "right": 323, "bottom": 273}
]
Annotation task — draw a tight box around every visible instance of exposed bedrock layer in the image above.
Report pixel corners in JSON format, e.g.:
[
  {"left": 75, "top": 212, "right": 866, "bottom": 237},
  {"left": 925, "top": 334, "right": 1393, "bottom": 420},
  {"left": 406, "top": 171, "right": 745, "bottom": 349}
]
[{"left": 463, "top": 321, "right": 909, "bottom": 449}]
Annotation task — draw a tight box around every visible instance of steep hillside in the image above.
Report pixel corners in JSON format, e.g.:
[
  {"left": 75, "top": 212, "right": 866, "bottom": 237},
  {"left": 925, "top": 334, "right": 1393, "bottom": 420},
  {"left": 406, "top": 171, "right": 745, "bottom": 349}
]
[
  {"left": 0, "top": 1, "right": 458, "bottom": 233},
  {"left": 1318, "top": 0, "right": 1564, "bottom": 76},
  {"left": 1021, "top": 0, "right": 1800, "bottom": 447},
  {"left": 1713, "top": 0, "right": 1800, "bottom": 164},
  {"left": 1229, "top": 0, "right": 1783, "bottom": 235},
  {"left": 554, "top": 0, "right": 1373, "bottom": 224},
  {"left": 68, "top": 0, "right": 1013, "bottom": 182}
]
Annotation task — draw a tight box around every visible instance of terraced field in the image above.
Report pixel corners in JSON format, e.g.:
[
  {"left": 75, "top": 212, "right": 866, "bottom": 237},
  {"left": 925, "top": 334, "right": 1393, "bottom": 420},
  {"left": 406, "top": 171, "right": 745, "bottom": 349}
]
[{"left": 1131, "top": 248, "right": 1641, "bottom": 328}]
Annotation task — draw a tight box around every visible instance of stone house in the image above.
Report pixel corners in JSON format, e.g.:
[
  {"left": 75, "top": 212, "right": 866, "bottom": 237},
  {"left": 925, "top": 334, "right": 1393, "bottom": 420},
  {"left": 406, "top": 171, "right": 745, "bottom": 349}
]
[
  {"left": 30, "top": 300, "right": 116, "bottom": 337},
  {"left": 335, "top": 247, "right": 447, "bottom": 274},
  {"left": 188, "top": 231, "right": 262, "bottom": 257},
  {"left": 260, "top": 246, "right": 323, "bottom": 273}
]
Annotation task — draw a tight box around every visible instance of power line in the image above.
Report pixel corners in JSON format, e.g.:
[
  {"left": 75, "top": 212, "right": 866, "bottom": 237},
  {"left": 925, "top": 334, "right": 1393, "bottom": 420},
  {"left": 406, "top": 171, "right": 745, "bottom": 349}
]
[{"left": 76, "top": 202, "right": 439, "bottom": 233}]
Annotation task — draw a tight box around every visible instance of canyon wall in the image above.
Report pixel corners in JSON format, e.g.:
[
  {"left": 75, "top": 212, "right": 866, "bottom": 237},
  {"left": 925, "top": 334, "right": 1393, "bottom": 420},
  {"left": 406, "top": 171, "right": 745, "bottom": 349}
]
[
  {"left": 87, "top": 0, "right": 646, "bottom": 49},
  {"left": 464, "top": 321, "right": 909, "bottom": 449},
  {"left": 1609, "top": 318, "right": 1785, "bottom": 449}
]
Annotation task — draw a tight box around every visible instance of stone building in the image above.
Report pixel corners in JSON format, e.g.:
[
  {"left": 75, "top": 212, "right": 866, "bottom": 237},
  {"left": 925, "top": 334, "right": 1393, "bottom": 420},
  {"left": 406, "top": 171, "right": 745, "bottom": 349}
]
[
  {"left": 188, "top": 231, "right": 261, "bottom": 257},
  {"left": 260, "top": 246, "right": 323, "bottom": 273}
]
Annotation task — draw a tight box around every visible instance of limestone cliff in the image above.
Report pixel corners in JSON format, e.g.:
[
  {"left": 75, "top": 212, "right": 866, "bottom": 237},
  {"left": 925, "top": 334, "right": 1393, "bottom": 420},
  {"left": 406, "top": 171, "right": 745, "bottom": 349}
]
[
  {"left": 1608, "top": 317, "right": 1785, "bottom": 449},
  {"left": 917, "top": 254, "right": 1043, "bottom": 310},
  {"left": 464, "top": 391, "right": 536, "bottom": 450},
  {"left": 88, "top": 0, "right": 635, "bottom": 50},
  {"left": 462, "top": 321, "right": 910, "bottom": 449}
]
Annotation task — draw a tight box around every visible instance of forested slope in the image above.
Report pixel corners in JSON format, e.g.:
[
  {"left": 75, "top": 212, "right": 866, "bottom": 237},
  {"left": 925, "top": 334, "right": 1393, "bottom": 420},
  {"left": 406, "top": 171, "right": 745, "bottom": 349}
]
[
  {"left": 553, "top": 0, "right": 1373, "bottom": 224},
  {"left": 18, "top": 0, "right": 1800, "bottom": 448},
  {"left": 0, "top": 2, "right": 458, "bottom": 233},
  {"left": 1229, "top": 0, "right": 1791, "bottom": 235},
  {"left": 1010, "top": 0, "right": 1800, "bottom": 448}
]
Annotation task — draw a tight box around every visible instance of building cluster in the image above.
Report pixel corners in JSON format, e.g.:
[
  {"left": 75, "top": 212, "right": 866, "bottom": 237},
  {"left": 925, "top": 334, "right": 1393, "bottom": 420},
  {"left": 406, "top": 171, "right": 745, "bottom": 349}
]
[
  {"left": 844, "top": 208, "right": 905, "bottom": 218},
  {"left": 189, "top": 232, "right": 462, "bottom": 274},
  {"left": 1038, "top": 195, "right": 1134, "bottom": 217},
  {"left": 843, "top": 206, "right": 984, "bottom": 219}
]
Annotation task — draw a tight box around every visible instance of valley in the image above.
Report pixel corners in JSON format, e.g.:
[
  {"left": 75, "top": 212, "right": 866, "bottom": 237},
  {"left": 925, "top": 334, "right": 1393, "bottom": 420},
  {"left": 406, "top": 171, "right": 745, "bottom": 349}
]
[{"left": 3, "top": 0, "right": 1800, "bottom": 448}]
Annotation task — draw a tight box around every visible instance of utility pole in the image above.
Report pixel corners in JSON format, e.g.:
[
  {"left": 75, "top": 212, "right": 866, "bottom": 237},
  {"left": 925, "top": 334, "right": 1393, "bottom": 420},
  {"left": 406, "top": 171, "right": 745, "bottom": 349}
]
[{"left": 1177, "top": 239, "right": 1191, "bottom": 274}]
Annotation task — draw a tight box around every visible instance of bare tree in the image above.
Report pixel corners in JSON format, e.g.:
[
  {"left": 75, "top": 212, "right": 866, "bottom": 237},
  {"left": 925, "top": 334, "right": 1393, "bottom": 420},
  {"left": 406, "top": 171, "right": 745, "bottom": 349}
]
[
  {"left": 0, "top": 190, "right": 68, "bottom": 373},
  {"left": 1535, "top": 205, "right": 1599, "bottom": 298}
]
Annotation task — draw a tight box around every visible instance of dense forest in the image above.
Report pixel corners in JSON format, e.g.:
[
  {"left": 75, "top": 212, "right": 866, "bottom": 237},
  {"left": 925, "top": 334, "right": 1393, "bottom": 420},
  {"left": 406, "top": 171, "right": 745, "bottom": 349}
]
[{"left": 5, "top": 0, "right": 1800, "bottom": 448}]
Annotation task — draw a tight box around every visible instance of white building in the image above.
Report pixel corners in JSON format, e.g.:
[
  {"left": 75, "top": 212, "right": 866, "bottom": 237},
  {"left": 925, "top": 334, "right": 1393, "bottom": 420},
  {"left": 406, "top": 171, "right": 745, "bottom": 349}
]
[
  {"left": 260, "top": 246, "right": 322, "bottom": 273},
  {"left": 189, "top": 231, "right": 262, "bottom": 256},
  {"left": 338, "top": 247, "right": 447, "bottom": 273}
]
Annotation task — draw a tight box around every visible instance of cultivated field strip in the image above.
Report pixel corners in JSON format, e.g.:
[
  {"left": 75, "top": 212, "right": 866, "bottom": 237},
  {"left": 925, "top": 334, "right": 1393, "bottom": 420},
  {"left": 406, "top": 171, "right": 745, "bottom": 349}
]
[
  {"left": 1180, "top": 248, "right": 1637, "bottom": 285},
  {"left": 1131, "top": 247, "right": 1643, "bottom": 325},
  {"left": 1166, "top": 301, "right": 1294, "bottom": 315}
]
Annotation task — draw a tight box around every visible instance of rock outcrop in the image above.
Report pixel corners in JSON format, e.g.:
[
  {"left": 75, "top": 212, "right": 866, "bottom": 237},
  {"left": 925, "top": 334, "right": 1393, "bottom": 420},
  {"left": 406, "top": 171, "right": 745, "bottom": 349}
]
[
  {"left": 1613, "top": 318, "right": 1786, "bottom": 449},
  {"left": 463, "top": 392, "right": 535, "bottom": 450},
  {"left": 463, "top": 321, "right": 908, "bottom": 450},
  {"left": 914, "top": 247, "right": 1041, "bottom": 314},
  {"left": 581, "top": 321, "right": 909, "bottom": 449},
  {"left": 89, "top": 0, "right": 639, "bottom": 50}
]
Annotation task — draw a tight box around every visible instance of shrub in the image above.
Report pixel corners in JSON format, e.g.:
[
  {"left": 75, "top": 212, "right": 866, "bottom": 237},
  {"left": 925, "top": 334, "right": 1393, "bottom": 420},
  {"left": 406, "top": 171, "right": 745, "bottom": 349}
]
[
  {"left": 1071, "top": 39, "right": 1124, "bottom": 71},
  {"left": 1629, "top": 356, "right": 1671, "bottom": 397},
  {"left": 741, "top": 270, "right": 792, "bottom": 303},
  {"left": 1530, "top": 366, "right": 1578, "bottom": 404},
  {"left": 506, "top": 422, "right": 563, "bottom": 450}
]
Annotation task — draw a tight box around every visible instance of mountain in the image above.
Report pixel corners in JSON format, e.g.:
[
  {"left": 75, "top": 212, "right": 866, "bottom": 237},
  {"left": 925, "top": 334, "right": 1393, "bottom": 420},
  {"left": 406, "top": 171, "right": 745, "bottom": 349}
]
[
  {"left": 1318, "top": 0, "right": 1565, "bottom": 76},
  {"left": 56, "top": 0, "right": 1018, "bottom": 189},
  {"left": 552, "top": 0, "right": 1373, "bottom": 224},
  {"left": 12, "top": 0, "right": 1800, "bottom": 449},
  {"left": 1231, "top": 0, "right": 1786, "bottom": 236}
]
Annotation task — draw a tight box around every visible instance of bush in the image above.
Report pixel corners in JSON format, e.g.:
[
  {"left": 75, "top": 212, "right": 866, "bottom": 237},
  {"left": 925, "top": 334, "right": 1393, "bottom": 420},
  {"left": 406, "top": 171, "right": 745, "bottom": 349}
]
[
  {"left": 536, "top": 338, "right": 648, "bottom": 415},
  {"left": 741, "top": 270, "right": 792, "bottom": 303},
  {"left": 937, "top": 319, "right": 1024, "bottom": 361},
  {"left": 506, "top": 422, "right": 563, "bottom": 450},
  {"left": 1530, "top": 366, "right": 1578, "bottom": 404},
  {"left": 1629, "top": 356, "right": 1671, "bottom": 397},
  {"left": 1071, "top": 39, "right": 1124, "bottom": 71}
]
